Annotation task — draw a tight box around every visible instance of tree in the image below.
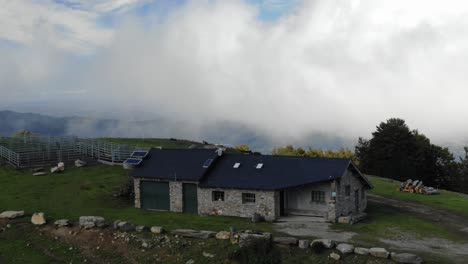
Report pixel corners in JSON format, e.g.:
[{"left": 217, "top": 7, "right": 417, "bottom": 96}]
[
  {"left": 234, "top": 144, "right": 250, "bottom": 152},
  {"left": 272, "top": 145, "right": 355, "bottom": 160},
  {"left": 355, "top": 118, "right": 458, "bottom": 189}
]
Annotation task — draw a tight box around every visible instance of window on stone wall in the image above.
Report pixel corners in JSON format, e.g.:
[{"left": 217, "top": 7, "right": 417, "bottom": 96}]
[
  {"left": 242, "top": 193, "right": 256, "bottom": 204},
  {"left": 345, "top": 185, "right": 351, "bottom": 196},
  {"left": 212, "top": 191, "right": 225, "bottom": 201},
  {"left": 311, "top": 191, "right": 325, "bottom": 203},
  {"left": 361, "top": 188, "right": 365, "bottom": 199}
]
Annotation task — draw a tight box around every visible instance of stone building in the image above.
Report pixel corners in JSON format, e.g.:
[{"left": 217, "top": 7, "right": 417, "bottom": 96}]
[{"left": 132, "top": 148, "right": 372, "bottom": 222}]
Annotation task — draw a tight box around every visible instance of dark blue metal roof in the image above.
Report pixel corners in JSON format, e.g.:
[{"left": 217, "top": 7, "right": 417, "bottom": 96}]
[
  {"left": 199, "top": 154, "right": 353, "bottom": 190},
  {"left": 131, "top": 148, "right": 220, "bottom": 181}
]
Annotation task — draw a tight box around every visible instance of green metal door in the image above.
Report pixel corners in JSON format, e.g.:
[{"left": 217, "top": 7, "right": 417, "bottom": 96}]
[
  {"left": 183, "top": 183, "right": 198, "bottom": 214},
  {"left": 141, "top": 181, "right": 170, "bottom": 210}
]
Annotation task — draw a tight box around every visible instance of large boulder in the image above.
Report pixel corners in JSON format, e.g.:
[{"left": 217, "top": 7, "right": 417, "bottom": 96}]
[
  {"left": 273, "top": 237, "right": 298, "bottom": 246},
  {"left": 171, "top": 229, "right": 216, "bottom": 239},
  {"left": 369, "top": 247, "right": 390, "bottom": 258},
  {"left": 79, "top": 216, "right": 105, "bottom": 229},
  {"left": 150, "top": 226, "right": 165, "bottom": 234},
  {"left": 311, "top": 239, "right": 336, "bottom": 249},
  {"left": 354, "top": 247, "right": 370, "bottom": 255},
  {"left": 54, "top": 219, "right": 70, "bottom": 227},
  {"left": 135, "top": 225, "right": 146, "bottom": 232},
  {"left": 336, "top": 243, "right": 355, "bottom": 254},
  {"left": 117, "top": 221, "right": 135, "bottom": 232},
  {"left": 391, "top": 253, "right": 423, "bottom": 264},
  {"left": 0, "top": 211, "right": 24, "bottom": 219},
  {"left": 238, "top": 232, "right": 272, "bottom": 248},
  {"left": 338, "top": 216, "right": 352, "bottom": 224},
  {"left": 330, "top": 252, "right": 341, "bottom": 260},
  {"left": 31, "top": 213, "right": 46, "bottom": 225},
  {"left": 215, "top": 231, "right": 231, "bottom": 240}
]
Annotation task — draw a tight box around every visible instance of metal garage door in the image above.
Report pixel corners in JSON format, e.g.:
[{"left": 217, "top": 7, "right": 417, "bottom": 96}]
[
  {"left": 183, "top": 183, "right": 198, "bottom": 214},
  {"left": 141, "top": 181, "right": 170, "bottom": 210}
]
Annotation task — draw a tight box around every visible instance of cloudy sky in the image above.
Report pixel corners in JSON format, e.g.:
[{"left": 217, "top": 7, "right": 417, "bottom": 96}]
[{"left": 2, "top": 0, "right": 468, "bottom": 148}]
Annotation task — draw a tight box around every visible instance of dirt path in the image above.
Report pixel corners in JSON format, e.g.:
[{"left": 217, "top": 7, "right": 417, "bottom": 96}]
[{"left": 368, "top": 194, "right": 468, "bottom": 235}]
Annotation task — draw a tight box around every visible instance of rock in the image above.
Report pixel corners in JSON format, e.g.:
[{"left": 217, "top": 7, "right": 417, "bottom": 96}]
[
  {"left": 391, "top": 253, "right": 423, "bottom": 264},
  {"left": 202, "top": 252, "right": 215, "bottom": 258},
  {"left": 57, "top": 162, "right": 65, "bottom": 171},
  {"left": 51, "top": 167, "right": 59, "bottom": 173},
  {"left": 6, "top": 224, "right": 12, "bottom": 228},
  {"left": 54, "top": 219, "right": 70, "bottom": 227},
  {"left": 251, "top": 213, "right": 264, "bottom": 223},
  {"left": 330, "top": 252, "right": 341, "bottom": 260},
  {"left": 150, "top": 226, "right": 165, "bottom": 234},
  {"left": 75, "top": 159, "right": 87, "bottom": 167},
  {"left": 79, "top": 216, "right": 105, "bottom": 229},
  {"left": 311, "top": 239, "right": 336, "bottom": 249},
  {"left": 186, "top": 260, "right": 195, "bottom": 264},
  {"left": 336, "top": 243, "right": 354, "bottom": 254},
  {"left": 117, "top": 221, "right": 135, "bottom": 232},
  {"left": 238, "top": 232, "right": 272, "bottom": 248},
  {"left": 33, "top": 172, "right": 47, "bottom": 176},
  {"left": 273, "top": 237, "right": 298, "bottom": 246},
  {"left": 215, "top": 231, "right": 231, "bottom": 240},
  {"left": 171, "top": 229, "right": 216, "bottom": 239},
  {"left": 354, "top": 247, "right": 369, "bottom": 255},
  {"left": 135, "top": 225, "right": 146, "bottom": 232},
  {"left": 338, "top": 216, "right": 352, "bottom": 224},
  {"left": 31, "top": 213, "right": 46, "bottom": 225},
  {"left": 0, "top": 211, "right": 24, "bottom": 219},
  {"left": 369, "top": 247, "right": 389, "bottom": 258},
  {"left": 298, "top": 239, "right": 309, "bottom": 249},
  {"left": 141, "top": 241, "right": 150, "bottom": 248},
  {"left": 113, "top": 220, "right": 122, "bottom": 229}
]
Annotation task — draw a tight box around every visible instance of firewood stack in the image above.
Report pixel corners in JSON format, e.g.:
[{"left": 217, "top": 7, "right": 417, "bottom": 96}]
[{"left": 398, "top": 179, "right": 440, "bottom": 195}]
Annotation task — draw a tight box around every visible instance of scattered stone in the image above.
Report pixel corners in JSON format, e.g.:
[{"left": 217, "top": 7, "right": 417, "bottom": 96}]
[
  {"left": 273, "top": 237, "right": 298, "bottom": 246},
  {"left": 369, "top": 247, "right": 390, "bottom": 258},
  {"left": 135, "top": 225, "right": 146, "bottom": 232},
  {"left": 150, "top": 226, "right": 165, "bottom": 234},
  {"left": 57, "top": 162, "right": 65, "bottom": 172},
  {"left": 354, "top": 247, "right": 370, "bottom": 255},
  {"left": 202, "top": 252, "right": 215, "bottom": 258},
  {"left": 311, "top": 239, "right": 336, "bottom": 249},
  {"left": 215, "top": 231, "right": 231, "bottom": 240},
  {"left": 251, "top": 213, "right": 264, "bottom": 223},
  {"left": 337, "top": 216, "right": 352, "bottom": 224},
  {"left": 186, "top": 260, "right": 195, "bottom": 264},
  {"left": 50, "top": 167, "right": 59, "bottom": 173},
  {"left": 79, "top": 216, "right": 105, "bottom": 229},
  {"left": 298, "top": 239, "right": 309, "bottom": 249},
  {"left": 171, "top": 229, "right": 216, "bottom": 239},
  {"left": 31, "top": 213, "right": 46, "bottom": 225},
  {"left": 54, "top": 219, "right": 70, "bottom": 227},
  {"left": 75, "top": 159, "right": 87, "bottom": 167},
  {"left": 0, "top": 211, "right": 24, "bottom": 219},
  {"left": 391, "top": 253, "right": 423, "bottom": 264},
  {"left": 33, "top": 172, "right": 47, "bottom": 176},
  {"left": 330, "top": 252, "right": 341, "bottom": 260},
  {"left": 117, "top": 221, "right": 135, "bottom": 232},
  {"left": 336, "top": 243, "right": 354, "bottom": 254},
  {"left": 141, "top": 241, "right": 150, "bottom": 248},
  {"left": 6, "top": 224, "right": 11, "bottom": 228}
]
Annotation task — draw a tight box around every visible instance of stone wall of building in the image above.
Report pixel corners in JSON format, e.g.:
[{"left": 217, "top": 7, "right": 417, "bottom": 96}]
[
  {"left": 134, "top": 178, "right": 141, "bottom": 208},
  {"left": 169, "top": 182, "right": 183, "bottom": 212},
  {"left": 284, "top": 182, "right": 332, "bottom": 218},
  {"left": 197, "top": 188, "right": 278, "bottom": 221},
  {"left": 334, "top": 169, "right": 368, "bottom": 217}
]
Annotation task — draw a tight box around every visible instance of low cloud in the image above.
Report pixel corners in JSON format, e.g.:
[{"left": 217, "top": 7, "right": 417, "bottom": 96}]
[{"left": 2, "top": 0, "right": 468, "bottom": 149}]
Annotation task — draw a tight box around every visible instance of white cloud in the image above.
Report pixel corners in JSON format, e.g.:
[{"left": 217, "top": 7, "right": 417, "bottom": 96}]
[{"left": 2, "top": 0, "right": 468, "bottom": 148}]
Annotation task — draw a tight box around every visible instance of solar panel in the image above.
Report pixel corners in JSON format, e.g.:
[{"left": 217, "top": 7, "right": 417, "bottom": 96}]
[
  {"left": 124, "top": 158, "right": 143, "bottom": 165},
  {"left": 131, "top": 151, "right": 148, "bottom": 159},
  {"left": 203, "top": 159, "right": 213, "bottom": 168}
]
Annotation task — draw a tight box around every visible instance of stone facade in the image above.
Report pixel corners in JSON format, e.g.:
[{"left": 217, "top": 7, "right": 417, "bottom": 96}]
[
  {"left": 169, "top": 182, "right": 183, "bottom": 212},
  {"left": 334, "top": 169, "right": 368, "bottom": 217},
  {"left": 284, "top": 182, "right": 332, "bottom": 218},
  {"left": 197, "top": 188, "right": 278, "bottom": 221},
  {"left": 134, "top": 178, "right": 141, "bottom": 208}
]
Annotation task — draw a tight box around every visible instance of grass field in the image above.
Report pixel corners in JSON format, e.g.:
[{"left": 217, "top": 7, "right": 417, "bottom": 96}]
[
  {"left": 368, "top": 175, "right": 468, "bottom": 217},
  {"left": 0, "top": 165, "right": 273, "bottom": 233}
]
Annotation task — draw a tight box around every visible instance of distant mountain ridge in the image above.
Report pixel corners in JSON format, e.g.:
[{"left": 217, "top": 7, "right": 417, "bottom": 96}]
[{"left": 0, "top": 110, "right": 352, "bottom": 153}]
